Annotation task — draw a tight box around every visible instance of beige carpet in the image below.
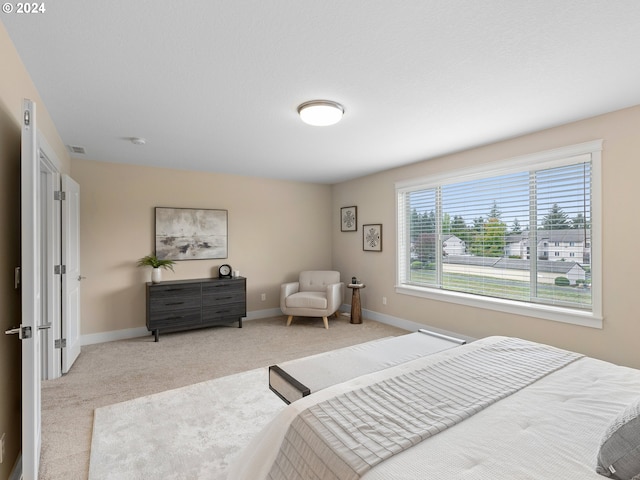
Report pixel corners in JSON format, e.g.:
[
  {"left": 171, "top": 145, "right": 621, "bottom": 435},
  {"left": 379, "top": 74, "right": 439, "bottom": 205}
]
[
  {"left": 40, "top": 316, "right": 406, "bottom": 479},
  {"left": 89, "top": 367, "right": 285, "bottom": 479}
]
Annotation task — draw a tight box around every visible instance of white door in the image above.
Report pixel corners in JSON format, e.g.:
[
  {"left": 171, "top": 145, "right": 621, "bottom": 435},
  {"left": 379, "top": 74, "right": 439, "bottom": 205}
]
[
  {"left": 20, "top": 98, "right": 43, "bottom": 480},
  {"left": 62, "top": 174, "right": 81, "bottom": 372},
  {"left": 40, "top": 158, "right": 61, "bottom": 380}
]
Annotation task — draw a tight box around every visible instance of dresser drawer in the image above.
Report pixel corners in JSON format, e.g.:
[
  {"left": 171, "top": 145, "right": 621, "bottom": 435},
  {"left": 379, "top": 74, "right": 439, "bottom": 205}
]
[
  {"left": 149, "top": 284, "right": 201, "bottom": 313},
  {"left": 148, "top": 307, "right": 202, "bottom": 330},
  {"left": 202, "top": 303, "right": 246, "bottom": 323},
  {"left": 202, "top": 289, "right": 245, "bottom": 307}
]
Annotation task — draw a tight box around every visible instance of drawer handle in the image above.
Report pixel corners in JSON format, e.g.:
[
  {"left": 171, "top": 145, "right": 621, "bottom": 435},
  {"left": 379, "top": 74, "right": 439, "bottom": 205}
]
[
  {"left": 217, "top": 309, "right": 231, "bottom": 314},
  {"left": 166, "top": 301, "right": 185, "bottom": 306},
  {"left": 167, "top": 315, "right": 184, "bottom": 320}
]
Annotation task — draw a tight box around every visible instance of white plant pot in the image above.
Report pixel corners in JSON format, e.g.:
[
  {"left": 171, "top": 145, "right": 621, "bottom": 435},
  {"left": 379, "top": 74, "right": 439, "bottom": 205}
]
[{"left": 151, "top": 268, "right": 162, "bottom": 284}]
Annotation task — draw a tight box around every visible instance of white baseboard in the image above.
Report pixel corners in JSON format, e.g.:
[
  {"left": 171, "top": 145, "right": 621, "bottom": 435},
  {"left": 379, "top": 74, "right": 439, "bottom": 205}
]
[
  {"left": 79, "top": 309, "right": 284, "bottom": 345},
  {"left": 81, "top": 327, "right": 150, "bottom": 346},
  {"left": 80, "top": 307, "right": 475, "bottom": 346},
  {"left": 341, "top": 304, "right": 476, "bottom": 343},
  {"left": 243, "top": 307, "right": 283, "bottom": 320}
]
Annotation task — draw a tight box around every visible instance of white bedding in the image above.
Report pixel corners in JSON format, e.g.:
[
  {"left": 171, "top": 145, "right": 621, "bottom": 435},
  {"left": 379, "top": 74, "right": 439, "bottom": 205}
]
[{"left": 228, "top": 336, "right": 640, "bottom": 480}]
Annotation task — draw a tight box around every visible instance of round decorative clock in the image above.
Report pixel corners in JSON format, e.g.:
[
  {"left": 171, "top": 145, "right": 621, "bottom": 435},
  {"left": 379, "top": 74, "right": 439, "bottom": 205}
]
[{"left": 218, "top": 264, "right": 232, "bottom": 279}]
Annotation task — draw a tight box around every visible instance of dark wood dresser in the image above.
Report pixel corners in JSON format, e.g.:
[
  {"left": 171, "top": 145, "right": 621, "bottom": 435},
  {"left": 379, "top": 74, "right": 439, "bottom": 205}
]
[{"left": 146, "top": 277, "right": 246, "bottom": 341}]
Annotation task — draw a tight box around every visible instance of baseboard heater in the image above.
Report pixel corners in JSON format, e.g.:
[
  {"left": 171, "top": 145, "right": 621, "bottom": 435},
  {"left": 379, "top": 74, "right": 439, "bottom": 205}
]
[{"left": 269, "top": 329, "right": 466, "bottom": 404}]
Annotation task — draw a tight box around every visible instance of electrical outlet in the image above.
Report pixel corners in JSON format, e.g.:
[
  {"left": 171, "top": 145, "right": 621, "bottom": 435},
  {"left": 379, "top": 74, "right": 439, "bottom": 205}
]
[
  {"left": 1, "top": 432, "right": 5, "bottom": 464},
  {"left": 382, "top": 297, "right": 387, "bottom": 305},
  {"left": 261, "top": 293, "right": 266, "bottom": 301}
]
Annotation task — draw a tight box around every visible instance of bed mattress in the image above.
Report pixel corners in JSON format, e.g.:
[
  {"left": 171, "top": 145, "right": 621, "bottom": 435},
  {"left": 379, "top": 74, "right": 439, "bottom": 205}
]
[
  {"left": 269, "top": 329, "right": 466, "bottom": 404},
  {"left": 228, "top": 336, "right": 640, "bottom": 480}
]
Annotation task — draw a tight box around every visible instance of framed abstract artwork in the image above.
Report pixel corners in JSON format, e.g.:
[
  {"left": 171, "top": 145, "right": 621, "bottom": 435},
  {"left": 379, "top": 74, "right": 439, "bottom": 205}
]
[
  {"left": 363, "top": 223, "right": 382, "bottom": 252},
  {"left": 341, "top": 206, "right": 357, "bottom": 232},
  {"left": 155, "top": 207, "right": 228, "bottom": 260}
]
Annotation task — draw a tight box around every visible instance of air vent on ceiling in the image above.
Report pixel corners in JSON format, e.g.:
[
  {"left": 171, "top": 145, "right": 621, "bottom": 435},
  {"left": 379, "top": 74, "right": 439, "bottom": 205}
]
[{"left": 67, "top": 145, "right": 86, "bottom": 155}]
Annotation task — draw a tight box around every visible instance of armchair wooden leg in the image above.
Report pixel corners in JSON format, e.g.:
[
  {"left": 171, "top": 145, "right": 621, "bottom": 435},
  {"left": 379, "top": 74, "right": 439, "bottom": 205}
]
[
  {"left": 322, "top": 316, "right": 329, "bottom": 329},
  {"left": 286, "top": 315, "right": 293, "bottom": 326}
]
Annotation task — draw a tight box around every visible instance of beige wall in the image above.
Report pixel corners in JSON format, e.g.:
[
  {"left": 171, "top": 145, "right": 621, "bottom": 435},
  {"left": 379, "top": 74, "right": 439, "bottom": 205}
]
[
  {"left": 333, "top": 105, "right": 640, "bottom": 369},
  {"left": 70, "top": 159, "right": 333, "bottom": 335},
  {"left": 0, "top": 22, "right": 70, "bottom": 478}
]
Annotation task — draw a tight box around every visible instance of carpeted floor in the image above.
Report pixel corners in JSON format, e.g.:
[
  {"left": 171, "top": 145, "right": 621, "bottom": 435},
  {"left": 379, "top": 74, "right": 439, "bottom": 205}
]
[
  {"left": 40, "top": 315, "right": 406, "bottom": 479},
  {"left": 89, "top": 367, "right": 285, "bottom": 480}
]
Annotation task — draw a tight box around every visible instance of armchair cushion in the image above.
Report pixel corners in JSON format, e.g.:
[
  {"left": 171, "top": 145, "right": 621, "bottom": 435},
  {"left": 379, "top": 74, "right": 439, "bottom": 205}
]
[
  {"left": 285, "top": 291, "right": 328, "bottom": 309},
  {"left": 298, "top": 270, "right": 341, "bottom": 292}
]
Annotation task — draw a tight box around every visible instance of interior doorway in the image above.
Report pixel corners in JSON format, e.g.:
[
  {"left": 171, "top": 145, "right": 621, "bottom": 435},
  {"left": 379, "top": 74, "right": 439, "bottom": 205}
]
[
  {"left": 36, "top": 138, "right": 81, "bottom": 379},
  {"left": 39, "top": 152, "right": 61, "bottom": 379}
]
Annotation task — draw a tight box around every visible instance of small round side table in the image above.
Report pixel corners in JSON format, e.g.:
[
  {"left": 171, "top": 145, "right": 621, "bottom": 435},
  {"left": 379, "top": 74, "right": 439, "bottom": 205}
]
[{"left": 347, "top": 284, "right": 365, "bottom": 324}]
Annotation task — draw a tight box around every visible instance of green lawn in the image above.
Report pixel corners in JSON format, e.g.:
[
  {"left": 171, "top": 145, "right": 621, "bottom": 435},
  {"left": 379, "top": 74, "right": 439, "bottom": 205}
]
[{"left": 409, "top": 269, "right": 591, "bottom": 307}]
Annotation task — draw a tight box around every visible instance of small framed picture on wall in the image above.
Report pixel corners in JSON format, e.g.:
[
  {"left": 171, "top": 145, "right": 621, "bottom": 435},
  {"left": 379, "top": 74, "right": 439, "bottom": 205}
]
[
  {"left": 363, "top": 224, "right": 382, "bottom": 252},
  {"left": 341, "top": 206, "right": 357, "bottom": 232}
]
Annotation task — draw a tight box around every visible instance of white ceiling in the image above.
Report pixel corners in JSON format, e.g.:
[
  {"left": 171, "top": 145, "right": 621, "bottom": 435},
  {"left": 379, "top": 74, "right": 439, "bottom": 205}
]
[{"left": 3, "top": 1, "right": 640, "bottom": 184}]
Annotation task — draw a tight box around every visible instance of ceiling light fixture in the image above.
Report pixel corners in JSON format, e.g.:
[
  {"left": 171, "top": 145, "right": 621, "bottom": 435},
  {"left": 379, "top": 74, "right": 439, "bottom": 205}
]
[
  {"left": 130, "top": 137, "right": 146, "bottom": 145},
  {"left": 297, "top": 100, "right": 344, "bottom": 126}
]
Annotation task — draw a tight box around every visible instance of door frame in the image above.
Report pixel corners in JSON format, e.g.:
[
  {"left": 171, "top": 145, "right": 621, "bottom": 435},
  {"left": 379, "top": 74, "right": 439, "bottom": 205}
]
[
  {"left": 39, "top": 143, "right": 62, "bottom": 380},
  {"left": 21, "top": 98, "right": 42, "bottom": 480}
]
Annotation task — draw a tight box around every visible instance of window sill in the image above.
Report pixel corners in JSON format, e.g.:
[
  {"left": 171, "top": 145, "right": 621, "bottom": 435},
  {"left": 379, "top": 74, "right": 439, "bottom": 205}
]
[{"left": 395, "top": 284, "right": 603, "bottom": 329}]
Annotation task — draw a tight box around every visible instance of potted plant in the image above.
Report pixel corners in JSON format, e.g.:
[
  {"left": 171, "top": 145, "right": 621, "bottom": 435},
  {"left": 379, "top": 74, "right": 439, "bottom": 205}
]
[{"left": 136, "top": 254, "right": 175, "bottom": 283}]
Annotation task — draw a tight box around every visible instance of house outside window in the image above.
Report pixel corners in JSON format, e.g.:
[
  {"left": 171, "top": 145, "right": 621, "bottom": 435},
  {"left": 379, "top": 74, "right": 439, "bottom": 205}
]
[{"left": 396, "top": 141, "right": 602, "bottom": 328}]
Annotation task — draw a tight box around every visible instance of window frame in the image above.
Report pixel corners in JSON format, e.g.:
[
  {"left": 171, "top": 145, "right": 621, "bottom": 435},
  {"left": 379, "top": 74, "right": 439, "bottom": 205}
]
[{"left": 396, "top": 140, "right": 603, "bottom": 329}]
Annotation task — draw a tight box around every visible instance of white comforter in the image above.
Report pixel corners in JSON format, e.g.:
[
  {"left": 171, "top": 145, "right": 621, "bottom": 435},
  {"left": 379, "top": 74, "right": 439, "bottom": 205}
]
[{"left": 228, "top": 336, "right": 640, "bottom": 479}]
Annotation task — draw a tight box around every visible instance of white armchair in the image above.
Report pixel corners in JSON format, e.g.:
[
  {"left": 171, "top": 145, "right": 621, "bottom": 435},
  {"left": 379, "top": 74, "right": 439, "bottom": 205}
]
[{"left": 280, "top": 271, "right": 345, "bottom": 329}]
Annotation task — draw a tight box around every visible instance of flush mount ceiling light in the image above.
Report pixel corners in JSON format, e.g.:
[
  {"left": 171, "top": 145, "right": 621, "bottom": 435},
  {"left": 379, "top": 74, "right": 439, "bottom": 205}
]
[
  {"left": 130, "top": 137, "right": 146, "bottom": 145},
  {"left": 297, "top": 100, "right": 344, "bottom": 126}
]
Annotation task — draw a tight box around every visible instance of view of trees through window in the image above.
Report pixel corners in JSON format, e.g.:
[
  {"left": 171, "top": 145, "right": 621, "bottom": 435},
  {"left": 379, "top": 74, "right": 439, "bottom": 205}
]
[{"left": 402, "top": 161, "right": 592, "bottom": 310}]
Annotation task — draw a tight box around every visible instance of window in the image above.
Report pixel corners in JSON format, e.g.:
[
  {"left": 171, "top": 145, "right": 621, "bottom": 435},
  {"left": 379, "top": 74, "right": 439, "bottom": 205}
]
[{"left": 396, "top": 141, "right": 602, "bottom": 328}]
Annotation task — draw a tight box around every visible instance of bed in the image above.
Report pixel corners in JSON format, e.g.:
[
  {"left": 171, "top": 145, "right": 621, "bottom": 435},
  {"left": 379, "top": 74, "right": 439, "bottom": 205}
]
[{"left": 228, "top": 336, "right": 640, "bottom": 480}]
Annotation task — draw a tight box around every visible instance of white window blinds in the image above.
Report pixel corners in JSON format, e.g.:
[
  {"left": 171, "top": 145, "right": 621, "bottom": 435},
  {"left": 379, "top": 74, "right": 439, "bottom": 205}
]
[{"left": 397, "top": 142, "right": 600, "bottom": 323}]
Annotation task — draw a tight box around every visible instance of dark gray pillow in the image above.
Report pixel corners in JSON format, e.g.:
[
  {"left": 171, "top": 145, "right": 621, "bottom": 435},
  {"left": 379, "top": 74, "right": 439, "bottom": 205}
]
[{"left": 596, "top": 397, "right": 640, "bottom": 480}]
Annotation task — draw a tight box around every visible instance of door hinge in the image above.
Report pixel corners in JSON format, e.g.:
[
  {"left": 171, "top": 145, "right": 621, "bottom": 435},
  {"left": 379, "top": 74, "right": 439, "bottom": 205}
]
[
  {"left": 54, "top": 265, "right": 66, "bottom": 275},
  {"left": 54, "top": 191, "right": 66, "bottom": 201},
  {"left": 55, "top": 338, "right": 67, "bottom": 349}
]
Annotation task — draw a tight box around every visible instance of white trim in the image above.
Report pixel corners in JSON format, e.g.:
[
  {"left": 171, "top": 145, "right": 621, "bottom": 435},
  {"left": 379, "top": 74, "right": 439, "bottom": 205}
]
[
  {"left": 357, "top": 306, "right": 477, "bottom": 343},
  {"left": 395, "top": 140, "right": 603, "bottom": 190},
  {"left": 395, "top": 284, "right": 602, "bottom": 329},
  {"left": 79, "top": 308, "right": 285, "bottom": 345},
  {"left": 81, "top": 327, "right": 150, "bottom": 345},
  {"left": 244, "top": 307, "right": 283, "bottom": 320},
  {"left": 36, "top": 130, "right": 62, "bottom": 172},
  {"left": 396, "top": 140, "right": 603, "bottom": 328},
  {"left": 589, "top": 146, "right": 603, "bottom": 324}
]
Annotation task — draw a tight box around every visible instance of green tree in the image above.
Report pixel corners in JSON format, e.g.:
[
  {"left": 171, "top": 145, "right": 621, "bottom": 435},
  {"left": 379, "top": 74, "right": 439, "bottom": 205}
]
[
  {"left": 413, "top": 233, "right": 437, "bottom": 263},
  {"left": 541, "top": 203, "right": 570, "bottom": 230},
  {"left": 410, "top": 209, "right": 436, "bottom": 240},
  {"left": 571, "top": 213, "right": 590, "bottom": 230},
  {"left": 511, "top": 217, "right": 522, "bottom": 234},
  {"left": 450, "top": 215, "right": 470, "bottom": 252},
  {"left": 423, "top": 210, "right": 436, "bottom": 233},
  {"left": 442, "top": 213, "right": 451, "bottom": 235},
  {"left": 471, "top": 216, "right": 507, "bottom": 257},
  {"left": 488, "top": 200, "right": 502, "bottom": 220}
]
